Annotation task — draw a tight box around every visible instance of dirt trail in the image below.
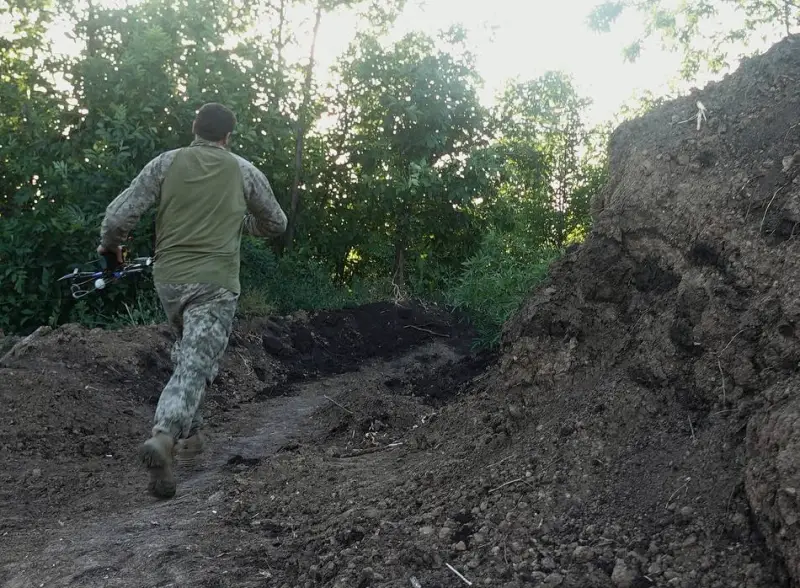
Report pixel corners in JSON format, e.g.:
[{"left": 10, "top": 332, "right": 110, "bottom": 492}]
[
  {"left": 1, "top": 392, "right": 318, "bottom": 588},
  {"left": 0, "top": 302, "right": 479, "bottom": 588},
  {"left": 1, "top": 341, "right": 461, "bottom": 588}
]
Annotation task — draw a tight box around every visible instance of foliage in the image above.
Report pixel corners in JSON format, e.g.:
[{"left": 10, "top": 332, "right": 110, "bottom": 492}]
[
  {"left": 1, "top": 0, "right": 296, "bottom": 333},
  {"left": 315, "top": 29, "right": 493, "bottom": 286},
  {"left": 1, "top": 0, "right": 607, "bottom": 341},
  {"left": 489, "top": 71, "right": 606, "bottom": 250},
  {"left": 240, "top": 236, "right": 390, "bottom": 314},
  {"left": 446, "top": 230, "right": 561, "bottom": 349},
  {"left": 587, "top": 0, "right": 800, "bottom": 80}
]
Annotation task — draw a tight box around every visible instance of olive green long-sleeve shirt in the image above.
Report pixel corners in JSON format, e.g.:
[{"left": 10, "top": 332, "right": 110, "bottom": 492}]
[{"left": 100, "top": 138, "right": 287, "bottom": 294}]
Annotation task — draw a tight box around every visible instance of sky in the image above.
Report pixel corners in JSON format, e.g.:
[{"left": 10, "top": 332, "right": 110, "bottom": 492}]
[
  {"left": 287, "top": 0, "right": 789, "bottom": 127},
  {"left": 289, "top": 0, "right": 688, "bottom": 126},
  {"left": 7, "top": 0, "right": 786, "bottom": 127}
]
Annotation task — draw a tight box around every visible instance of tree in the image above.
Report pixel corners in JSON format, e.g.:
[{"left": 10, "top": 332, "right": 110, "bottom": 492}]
[
  {"left": 489, "top": 71, "right": 603, "bottom": 249},
  {"left": 587, "top": 0, "right": 800, "bottom": 80},
  {"left": 0, "top": 0, "right": 69, "bottom": 218},
  {"left": 1, "top": 0, "right": 611, "bottom": 338},
  {"left": 282, "top": 0, "right": 407, "bottom": 252},
  {"left": 319, "top": 28, "right": 491, "bottom": 286},
  {"left": 0, "top": 0, "right": 298, "bottom": 332}
]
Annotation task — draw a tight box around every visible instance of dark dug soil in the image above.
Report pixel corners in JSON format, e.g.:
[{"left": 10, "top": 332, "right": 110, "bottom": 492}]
[
  {"left": 4, "top": 34, "right": 800, "bottom": 588},
  {"left": 0, "top": 301, "right": 472, "bottom": 524},
  {"left": 210, "top": 35, "right": 800, "bottom": 588},
  {"left": 241, "top": 300, "right": 474, "bottom": 391}
]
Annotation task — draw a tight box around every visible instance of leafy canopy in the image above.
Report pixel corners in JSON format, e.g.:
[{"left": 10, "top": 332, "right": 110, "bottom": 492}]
[{"left": 587, "top": 0, "right": 800, "bottom": 80}]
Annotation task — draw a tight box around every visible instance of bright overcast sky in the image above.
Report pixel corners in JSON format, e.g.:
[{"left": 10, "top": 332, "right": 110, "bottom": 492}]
[
  {"left": 21, "top": 0, "right": 784, "bottom": 127},
  {"left": 307, "top": 0, "right": 687, "bottom": 126},
  {"left": 300, "top": 0, "right": 788, "bottom": 126}
]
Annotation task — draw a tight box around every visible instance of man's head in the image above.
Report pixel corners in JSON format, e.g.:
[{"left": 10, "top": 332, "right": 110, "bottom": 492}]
[{"left": 192, "top": 103, "right": 236, "bottom": 145}]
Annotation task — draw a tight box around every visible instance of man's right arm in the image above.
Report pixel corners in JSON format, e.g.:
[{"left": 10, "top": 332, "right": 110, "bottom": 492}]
[{"left": 236, "top": 156, "right": 288, "bottom": 238}]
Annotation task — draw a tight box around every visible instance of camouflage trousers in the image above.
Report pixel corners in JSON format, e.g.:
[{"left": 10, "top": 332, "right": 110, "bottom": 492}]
[{"left": 152, "top": 282, "right": 239, "bottom": 441}]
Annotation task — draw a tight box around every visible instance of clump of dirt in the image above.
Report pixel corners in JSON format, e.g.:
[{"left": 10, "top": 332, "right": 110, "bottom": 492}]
[
  {"left": 244, "top": 301, "right": 474, "bottom": 384},
  {"left": 304, "top": 342, "right": 479, "bottom": 455},
  {"left": 385, "top": 350, "right": 495, "bottom": 404}
]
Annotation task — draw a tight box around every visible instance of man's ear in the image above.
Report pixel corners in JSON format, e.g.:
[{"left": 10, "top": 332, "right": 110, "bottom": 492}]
[
  {"left": 223, "top": 132, "right": 232, "bottom": 146},
  {"left": 191, "top": 119, "right": 197, "bottom": 135}
]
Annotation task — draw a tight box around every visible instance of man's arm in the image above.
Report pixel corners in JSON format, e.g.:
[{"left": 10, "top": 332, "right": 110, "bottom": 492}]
[
  {"left": 99, "top": 151, "right": 176, "bottom": 249},
  {"left": 236, "top": 156, "right": 288, "bottom": 238}
]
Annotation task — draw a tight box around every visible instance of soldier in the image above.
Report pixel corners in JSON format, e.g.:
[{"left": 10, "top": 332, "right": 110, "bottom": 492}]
[{"left": 97, "top": 102, "right": 287, "bottom": 498}]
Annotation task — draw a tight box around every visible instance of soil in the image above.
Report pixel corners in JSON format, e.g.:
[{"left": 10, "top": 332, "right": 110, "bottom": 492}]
[
  {"left": 0, "top": 301, "right": 483, "bottom": 588},
  {"left": 5, "top": 33, "right": 800, "bottom": 588}
]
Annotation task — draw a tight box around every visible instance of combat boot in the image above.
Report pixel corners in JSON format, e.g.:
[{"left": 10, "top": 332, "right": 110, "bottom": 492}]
[
  {"left": 175, "top": 431, "right": 206, "bottom": 468},
  {"left": 139, "top": 432, "right": 177, "bottom": 499}
]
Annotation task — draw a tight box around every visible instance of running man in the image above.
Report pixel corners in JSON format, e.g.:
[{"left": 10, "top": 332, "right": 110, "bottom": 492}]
[{"left": 98, "top": 102, "right": 287, "bottom": 498}]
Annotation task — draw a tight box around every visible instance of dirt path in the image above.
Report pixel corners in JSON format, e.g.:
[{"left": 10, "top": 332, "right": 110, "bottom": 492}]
[
  {"left": 0, "top": 301, "right": 481, "bottom": 588},
  {"left": 2, "top": 391, "right": 330, "bottom": 588},
  {"left": 1, "top": 385, "right": 323, "bottom": 588},
  {"left": 0, "top": 338, "right": 464, "bottom": 588}
]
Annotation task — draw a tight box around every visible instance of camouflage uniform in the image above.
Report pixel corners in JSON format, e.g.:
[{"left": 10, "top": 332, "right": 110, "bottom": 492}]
[
  {"left": 100, "top": 140, "right": 287, "bottom": 251},
  {"left": 99, "top": 138, "right": 286, "bottom": 452},
  {"left": 154, "top": 282, "right": 238, "bottom": 440}
]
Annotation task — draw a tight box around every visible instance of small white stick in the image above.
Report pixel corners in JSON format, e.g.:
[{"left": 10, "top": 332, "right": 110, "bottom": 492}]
[
  {"left": 666, "top": 476, "right": 691, "bottom": 508},
  {"left": 324, "top": 395, "right": 353, "bottom": 414},
  {"left": 410, "top": 577, "right": 422, "bottom": 588},
  {"left": 675, "top": 101, "right": 707, "bottom": 131},
  {"left": 719, "top": 329, "right": 746, "bottom": 355},
  {"left": 403, "top": 325, "right": 450, "bottom": 337},
  {"left": 688, "top": 415, "right": 696, "bottom": 443},
  {"left": 489, "top": 478, "right": 525, "bottom": 493},
  {"left": 761, "top": 187, "right": 782, "bottom": 234},
  {"left": 696, "top": 101, "right": 707, "bottom": 131},
  {"left": 446, "top": 563, "right": 473, "bottom": 586}
]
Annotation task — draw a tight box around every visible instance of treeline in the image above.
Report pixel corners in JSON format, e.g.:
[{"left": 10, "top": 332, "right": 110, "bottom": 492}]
[{"left": 1, "top": 0, "right": 608, "bottom": 345}]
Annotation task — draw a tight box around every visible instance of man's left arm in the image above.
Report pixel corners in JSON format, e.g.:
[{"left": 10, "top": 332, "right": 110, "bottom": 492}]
[{"left": 99, "top": 152, "right": 174, "bottom": 250}]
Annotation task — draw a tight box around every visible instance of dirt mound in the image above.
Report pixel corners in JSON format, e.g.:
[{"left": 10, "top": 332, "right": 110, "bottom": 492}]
[
  {"left": 241, "top": 300, "right": 473, "bottom": 389},
  {"left": 493, "top": 35, "right": 800, "bottom": 585},
  {"left": 207, "top": 35, "right": 800, "bottom": 587}
]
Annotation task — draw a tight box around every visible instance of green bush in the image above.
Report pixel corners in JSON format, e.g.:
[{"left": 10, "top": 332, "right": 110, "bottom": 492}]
[
  {"left": 446, "top": 229, "right": 561, "bottom": 349},
  {"left": 0, "top": 203, "right": 146, "bottom": 334},
  {"left": 239, "top": 236, "right": 390, "bottom": 316}
]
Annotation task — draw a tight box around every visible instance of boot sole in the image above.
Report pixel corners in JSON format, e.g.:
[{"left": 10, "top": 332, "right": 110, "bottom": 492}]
[{"left": 140, "top": 438, "right": 176, "bottom": 499}]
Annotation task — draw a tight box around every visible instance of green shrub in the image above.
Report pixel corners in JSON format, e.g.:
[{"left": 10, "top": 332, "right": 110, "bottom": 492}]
[
  {"left": 238, "top": 287, "right": 277, "bottom": 318},
  {"left": 239, "top": 236, "right": 389, "bottom": 316},
  {"left": 0, "top": 204, "right": 149, "bottom": 334},
  {"left": 109, "top": 288, "right": 166, "bottom": 328},
  {"left": 446, "top": 229, "right": 560, "bottom": 349}
]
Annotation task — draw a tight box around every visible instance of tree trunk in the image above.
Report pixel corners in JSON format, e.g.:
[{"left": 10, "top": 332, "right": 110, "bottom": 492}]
[
  {"left": 392, "top": 207, "right": 410, "bottom": 288},
  {"left": 553, "top": 117, "right": 578, "bottom": 248},
  {"left": 84, "top": 0, "right": 98, "bottom": 132},
  {"left": 392, "top": 239, "right": 406, "bottom": 288},
  {"left": 271, "top": 0, "right": 287, "bottom": 111},
  {"left": 783, "top": 0, "right": 793, "bottom": 35},
  {"left": 284, "top": 0, "right": 323, "bottom": 252}
]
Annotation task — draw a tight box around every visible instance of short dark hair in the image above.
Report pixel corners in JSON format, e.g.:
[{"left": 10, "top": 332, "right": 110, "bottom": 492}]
[{"left": 194, "top": 103, "right": 236, "bottom": 141}]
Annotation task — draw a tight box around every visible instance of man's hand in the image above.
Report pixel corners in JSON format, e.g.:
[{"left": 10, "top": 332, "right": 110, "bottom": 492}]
[{"left": 97, "top": 244, "right": 124, "bottom": 264}]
